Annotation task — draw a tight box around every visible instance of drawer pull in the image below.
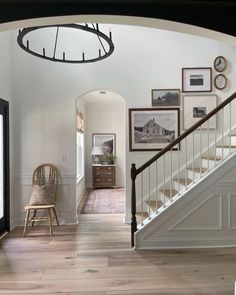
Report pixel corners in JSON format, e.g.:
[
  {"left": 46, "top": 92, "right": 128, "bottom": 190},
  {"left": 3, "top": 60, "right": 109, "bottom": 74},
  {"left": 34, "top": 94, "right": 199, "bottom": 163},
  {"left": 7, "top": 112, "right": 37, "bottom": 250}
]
[
  {"left": 108, "top": 179, "right": 112, "bottom": 182},
  {"left": 108, "top": 167, "right": 112, "bottom": 170},
  {"left": 96, "top": 179, "right": 100, "bottom": 182}
]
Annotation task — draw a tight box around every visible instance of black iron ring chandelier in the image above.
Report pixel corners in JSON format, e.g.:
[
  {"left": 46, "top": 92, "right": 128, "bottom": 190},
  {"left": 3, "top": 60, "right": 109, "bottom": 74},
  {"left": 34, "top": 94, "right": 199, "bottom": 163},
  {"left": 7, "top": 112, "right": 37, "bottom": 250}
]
[{"left": 17, "top": 23, "right": 114, "bottom": 64}]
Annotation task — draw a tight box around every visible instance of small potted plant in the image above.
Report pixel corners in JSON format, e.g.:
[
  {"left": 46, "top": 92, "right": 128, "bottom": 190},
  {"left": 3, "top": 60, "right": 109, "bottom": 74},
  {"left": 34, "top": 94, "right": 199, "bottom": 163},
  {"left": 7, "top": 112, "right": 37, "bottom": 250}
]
[{"left": 105, "top": 155, "right": 116, "bottom": 165}]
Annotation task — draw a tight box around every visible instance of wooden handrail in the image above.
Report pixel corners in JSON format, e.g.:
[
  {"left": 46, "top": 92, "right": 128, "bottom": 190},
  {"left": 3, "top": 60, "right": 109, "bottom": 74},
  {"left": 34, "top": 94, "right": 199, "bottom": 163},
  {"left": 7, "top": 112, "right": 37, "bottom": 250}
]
[{"left": 135, "top": 92, "right": 236, "bottom": 176}]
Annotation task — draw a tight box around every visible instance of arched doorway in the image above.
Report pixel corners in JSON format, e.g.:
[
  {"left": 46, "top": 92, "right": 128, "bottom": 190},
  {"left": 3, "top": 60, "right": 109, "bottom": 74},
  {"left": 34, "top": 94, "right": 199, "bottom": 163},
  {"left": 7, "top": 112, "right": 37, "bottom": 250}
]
[{"left": 76, "top": 89, "right": 126, "bottom": 218}]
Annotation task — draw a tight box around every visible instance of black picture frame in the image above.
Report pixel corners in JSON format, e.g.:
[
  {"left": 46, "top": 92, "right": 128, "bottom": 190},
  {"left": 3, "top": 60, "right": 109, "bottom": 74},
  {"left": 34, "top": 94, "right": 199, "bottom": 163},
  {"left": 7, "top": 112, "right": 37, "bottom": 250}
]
[
  {"left": 129, "top": 108, "right": 180, "bottom": 151},
  {"left": 182, "top": 67, "right": 212, "bottom": 92},
  {"left": 151, "top": 89, "right": 180, "bottom": 107}
]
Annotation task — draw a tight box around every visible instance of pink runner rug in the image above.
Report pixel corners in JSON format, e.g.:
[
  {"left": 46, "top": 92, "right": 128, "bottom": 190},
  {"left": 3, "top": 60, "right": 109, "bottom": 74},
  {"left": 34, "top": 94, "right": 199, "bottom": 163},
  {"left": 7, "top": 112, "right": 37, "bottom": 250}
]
[{"left": 81, "top": 188, "right": 125, "bottom": 214}]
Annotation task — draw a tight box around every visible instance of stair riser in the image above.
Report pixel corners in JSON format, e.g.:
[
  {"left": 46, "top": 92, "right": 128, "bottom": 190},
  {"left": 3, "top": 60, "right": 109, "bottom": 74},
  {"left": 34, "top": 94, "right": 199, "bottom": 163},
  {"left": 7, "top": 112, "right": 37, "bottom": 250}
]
[
  {"left": 215, "top": 148, "right": 233, "bottom": 158},
  {"left": 159, "top": 192, "right": 171, "bottom": 203},
  {"left": 201, "top": 159, "right": 218, "bottom": 169},
  {"left": 230, "top": 136, "right": 236, "bottom": 145},
  {"left": 187, "top": 170, "right": 202, "bottom": 180},
  {"left": 219, "top": 136, "right": 236, "bottom": 146},
  {"left": 173, "top": 180, "right": 188, "bottom": 192},
  {"left": 145, "top": 203, "right": 157, "bottom": 214}
]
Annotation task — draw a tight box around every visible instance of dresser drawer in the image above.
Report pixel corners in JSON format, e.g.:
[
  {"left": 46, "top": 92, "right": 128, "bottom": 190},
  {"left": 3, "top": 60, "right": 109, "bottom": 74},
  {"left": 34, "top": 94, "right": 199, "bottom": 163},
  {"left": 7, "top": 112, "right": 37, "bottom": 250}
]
[
  {"left": 92, "top": 166, "right": 116, "bottom": 188},
  {"left": 93, "top": 166, "right": 114, "bottom": 176}
]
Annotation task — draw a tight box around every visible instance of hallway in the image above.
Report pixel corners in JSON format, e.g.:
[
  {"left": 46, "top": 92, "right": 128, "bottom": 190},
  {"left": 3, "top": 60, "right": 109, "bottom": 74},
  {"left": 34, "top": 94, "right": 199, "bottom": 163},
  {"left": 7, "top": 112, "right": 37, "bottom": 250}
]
[{"left": 0, "top": 214, "right": 235, "bottom": 294}]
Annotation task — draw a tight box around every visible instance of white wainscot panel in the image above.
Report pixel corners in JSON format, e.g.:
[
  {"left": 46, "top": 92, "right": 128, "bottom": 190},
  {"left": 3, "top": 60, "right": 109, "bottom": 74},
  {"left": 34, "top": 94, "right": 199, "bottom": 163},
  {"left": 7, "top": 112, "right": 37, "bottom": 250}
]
[
  {"left": 228, "top": 193, "right": 236, "bottom": 229},
  {"left": 13, "top": 173, "right": 77, "bottom": 227},
  {"left": 170, "top": 194, "right": 223, "bottom": 231}
]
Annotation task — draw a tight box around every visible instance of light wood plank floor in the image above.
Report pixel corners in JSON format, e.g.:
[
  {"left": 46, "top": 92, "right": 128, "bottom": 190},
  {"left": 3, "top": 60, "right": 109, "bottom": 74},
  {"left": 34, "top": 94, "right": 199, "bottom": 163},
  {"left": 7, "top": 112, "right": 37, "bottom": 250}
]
[{"left": 0, "top": 213, "right": 236, "bottom": 294}]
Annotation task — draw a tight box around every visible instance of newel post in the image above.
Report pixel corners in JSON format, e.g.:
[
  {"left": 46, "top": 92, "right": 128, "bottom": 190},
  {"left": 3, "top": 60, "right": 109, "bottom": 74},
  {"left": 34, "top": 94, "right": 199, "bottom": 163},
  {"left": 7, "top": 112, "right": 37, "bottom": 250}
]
[{"left": 131, "top": 163, "right": 137, "bottom": 248}]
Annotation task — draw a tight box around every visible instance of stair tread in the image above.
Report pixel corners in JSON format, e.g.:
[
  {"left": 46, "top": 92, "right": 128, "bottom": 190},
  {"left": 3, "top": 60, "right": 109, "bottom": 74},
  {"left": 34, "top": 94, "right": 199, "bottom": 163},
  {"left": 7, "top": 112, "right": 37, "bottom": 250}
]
[
  {"left": 173, "top": 178, "right": 192, "bottom": 185},
  {"left": 201, "top": 156, "right": 221, "bottom": 161},
  {"left": 187, "top": 167, "right": 208, "bottom": 173},
  {"left": 159, "top": 189, "right": 178, "bottom": 197}
]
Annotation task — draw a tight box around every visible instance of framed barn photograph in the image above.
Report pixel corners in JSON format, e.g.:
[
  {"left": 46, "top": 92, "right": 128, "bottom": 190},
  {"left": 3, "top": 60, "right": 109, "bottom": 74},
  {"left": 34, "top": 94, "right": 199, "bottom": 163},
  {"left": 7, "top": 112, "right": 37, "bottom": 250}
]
[
  {"left": 92, "top": 133, "right": 116, "bottom": 156},
  {"left": 129, "top": 108, "right": 180, "bottom": 151},
  {"left": 182, "top": 67, "right": 212, "bottom": 92},
  {"left": 151, "top": 89, "right": 180, "bottom": 107},
  {"left": 183, "top": 95, "right": 217, "bottom": 130}
]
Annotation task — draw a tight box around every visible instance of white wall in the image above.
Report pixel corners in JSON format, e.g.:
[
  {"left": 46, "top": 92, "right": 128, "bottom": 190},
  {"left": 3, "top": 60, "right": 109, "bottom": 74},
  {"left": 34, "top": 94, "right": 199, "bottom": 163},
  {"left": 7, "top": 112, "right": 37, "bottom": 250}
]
[{"left": 11, "top": 24, "right": 236, "bottom": 225}]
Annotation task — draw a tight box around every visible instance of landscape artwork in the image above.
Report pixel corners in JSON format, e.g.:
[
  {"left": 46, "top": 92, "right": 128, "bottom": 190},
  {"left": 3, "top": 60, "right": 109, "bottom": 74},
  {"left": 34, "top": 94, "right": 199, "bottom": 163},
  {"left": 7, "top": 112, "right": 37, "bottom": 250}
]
[
  {"left": 182, "top": 67, "right": 212, "bottom": 92},
  {"left": 152, "top": 89, "right": 180, "bottom": 107},
  {"left": 129, "top": 108, "right": 180, "bottom": 151}
]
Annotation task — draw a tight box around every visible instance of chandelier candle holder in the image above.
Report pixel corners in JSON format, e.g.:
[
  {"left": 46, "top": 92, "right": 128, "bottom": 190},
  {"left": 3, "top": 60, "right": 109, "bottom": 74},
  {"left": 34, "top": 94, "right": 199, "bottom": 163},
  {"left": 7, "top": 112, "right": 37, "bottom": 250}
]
[{"left": 17, "top": 23, "right": 114, "bottom": 64}]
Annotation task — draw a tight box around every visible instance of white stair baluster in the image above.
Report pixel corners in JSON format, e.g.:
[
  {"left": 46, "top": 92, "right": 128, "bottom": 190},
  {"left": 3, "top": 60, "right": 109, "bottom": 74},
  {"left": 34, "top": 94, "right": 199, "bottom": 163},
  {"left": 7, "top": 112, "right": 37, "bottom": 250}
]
[
  {"left": 207, "top": 119, "right": 210, "bottom": 171},
  {"left": 200, "top": 124, "right": 202, "bottom": 176},
  {"left": 222, "top": 108, "right": 224, "bottom": 159},
  {"left": 229, "top": 102, "right": 232, "bottom": 154},
  {"left": 215, "top": 114, "right": 217, "bottom": 166},
  {"left": 170, "top": 148, "right": 173, "bottom": 202},
  {"left": 192, "top": 131, "right": 194, "bottom": 183},
  {"left": 141, "top": 172, "right": 144, "bottom": 226},
  {"left": 178, "top": 146, "right": 180, "bottom": 196},
  {"left": 148, "top": 166, "right": 151, "bottom": 219},
  {"left": 163, "top": 154, "right": 166, "bottom": 207},
  {"left": 156, "top": 160, "right": 158, "bottom": 213},
  {"left": 185, "top": 137, "right": 187, "bottom": 189}
]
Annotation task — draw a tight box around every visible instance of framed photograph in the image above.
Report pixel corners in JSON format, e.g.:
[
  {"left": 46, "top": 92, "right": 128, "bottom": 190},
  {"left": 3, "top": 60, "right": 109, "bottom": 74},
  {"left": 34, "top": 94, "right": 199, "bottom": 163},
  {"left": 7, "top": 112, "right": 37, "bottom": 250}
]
[
  {"left": 92, "top": 133, "right": 116, "bottom": 156},
  {"left": 151, "top": 89, "right": 180, "bottom": 107},
  {"left": 129, "top": 108, "right": 180, "bottom": 151},
  {"left": 182, "top": 67, "right": 212, "bottom": 92},
  {"left": 214, "top": 73, "right": 227, "bottom": 90},
  {"left": 214, "top": 56, "right": 227, "bottom": 72},
  {"left": 183, "top": 95, "right": 217, "bottom": 130}
]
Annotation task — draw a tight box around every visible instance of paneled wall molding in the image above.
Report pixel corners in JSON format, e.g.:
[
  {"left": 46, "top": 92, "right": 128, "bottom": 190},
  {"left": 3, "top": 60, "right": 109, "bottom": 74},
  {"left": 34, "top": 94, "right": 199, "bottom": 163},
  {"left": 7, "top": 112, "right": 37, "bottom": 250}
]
[
  {"left": 169, "top": 194, "right": 223, "bottom": 231},
  {"left": 138, "top": 236, "right": 236, "bottom": 249},
  {"left": 228, "top": 193, "right": 236, "bottom": 230},
  {"left": 14, "top": 173, "right": 76, "bottom": 180}
]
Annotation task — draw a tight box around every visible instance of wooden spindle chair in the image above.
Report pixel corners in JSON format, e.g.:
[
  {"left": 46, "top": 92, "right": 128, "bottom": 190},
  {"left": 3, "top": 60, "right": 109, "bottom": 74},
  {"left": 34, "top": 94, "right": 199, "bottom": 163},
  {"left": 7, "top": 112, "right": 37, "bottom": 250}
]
[{"left": 23, "top": 164, "right": 60, "bottom": 237}]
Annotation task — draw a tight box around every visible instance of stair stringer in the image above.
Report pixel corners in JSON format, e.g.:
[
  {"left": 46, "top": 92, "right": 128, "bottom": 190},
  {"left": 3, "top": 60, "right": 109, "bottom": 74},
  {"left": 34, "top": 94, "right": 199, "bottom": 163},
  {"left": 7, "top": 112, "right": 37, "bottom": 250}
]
[{"left": 135, "top": 154, "right": 236, "bottom": 249}]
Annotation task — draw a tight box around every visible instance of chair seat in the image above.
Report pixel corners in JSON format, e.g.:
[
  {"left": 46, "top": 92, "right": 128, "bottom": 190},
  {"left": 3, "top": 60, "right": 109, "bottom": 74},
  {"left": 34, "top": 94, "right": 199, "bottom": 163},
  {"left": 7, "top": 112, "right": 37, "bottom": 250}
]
[{"left": 25, "top": 204, "right": 56, "bottom": 210}]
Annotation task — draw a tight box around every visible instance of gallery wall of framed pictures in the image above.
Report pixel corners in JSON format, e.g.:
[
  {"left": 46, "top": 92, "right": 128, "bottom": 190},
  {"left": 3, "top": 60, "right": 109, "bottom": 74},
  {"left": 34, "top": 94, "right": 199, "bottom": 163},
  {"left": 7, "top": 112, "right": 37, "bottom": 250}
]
[{"left": 128, "top": 55, "right": 229, "bottom": 151}]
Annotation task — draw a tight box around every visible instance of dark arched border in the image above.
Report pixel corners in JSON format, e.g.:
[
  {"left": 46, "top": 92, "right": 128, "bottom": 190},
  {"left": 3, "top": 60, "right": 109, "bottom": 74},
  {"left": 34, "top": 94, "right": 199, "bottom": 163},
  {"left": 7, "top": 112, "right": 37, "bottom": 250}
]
[{"left": 1, "top": 1, "right": 236, "bottom": 37}]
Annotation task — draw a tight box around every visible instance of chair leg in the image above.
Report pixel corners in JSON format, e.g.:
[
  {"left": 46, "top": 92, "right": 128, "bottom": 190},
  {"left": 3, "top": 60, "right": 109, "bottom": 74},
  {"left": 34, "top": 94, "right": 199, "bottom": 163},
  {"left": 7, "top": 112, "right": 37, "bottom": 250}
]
[
  {"left": 32, "top": 209, "right": 37, "bottom": 227},
  {"left": 48, "top": 208, "right": 53, "bottom": 237},
  {"left": 52, "top": 207, "right": 59, "bottom": 226},
  {"left": 23, "top": 209, "right": 30, "bottom": 237}
]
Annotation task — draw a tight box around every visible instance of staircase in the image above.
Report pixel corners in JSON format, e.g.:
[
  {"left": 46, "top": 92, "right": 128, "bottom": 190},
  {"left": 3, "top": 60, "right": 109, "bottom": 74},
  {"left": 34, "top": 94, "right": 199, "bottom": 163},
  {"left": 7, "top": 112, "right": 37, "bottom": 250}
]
[{"left": 131, "top": 92, "right": 236, "bottom": 249}]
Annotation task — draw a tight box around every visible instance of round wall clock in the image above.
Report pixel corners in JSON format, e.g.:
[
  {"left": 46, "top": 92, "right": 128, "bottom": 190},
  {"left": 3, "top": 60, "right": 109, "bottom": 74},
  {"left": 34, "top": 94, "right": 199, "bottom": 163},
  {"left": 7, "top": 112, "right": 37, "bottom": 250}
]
[
  {"left": 214, "top": 74, "right": 227, "bottom": 90},
  {"left": 214, "top": 56, "right": 227, "bottom": 72}
]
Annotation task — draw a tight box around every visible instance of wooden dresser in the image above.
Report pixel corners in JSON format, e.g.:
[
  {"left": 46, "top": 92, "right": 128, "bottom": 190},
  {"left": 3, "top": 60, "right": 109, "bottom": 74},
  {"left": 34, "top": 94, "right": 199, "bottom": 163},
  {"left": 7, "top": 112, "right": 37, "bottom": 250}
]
[{"left": 92, "top": 165, "right": 116, "bottom": 188}]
